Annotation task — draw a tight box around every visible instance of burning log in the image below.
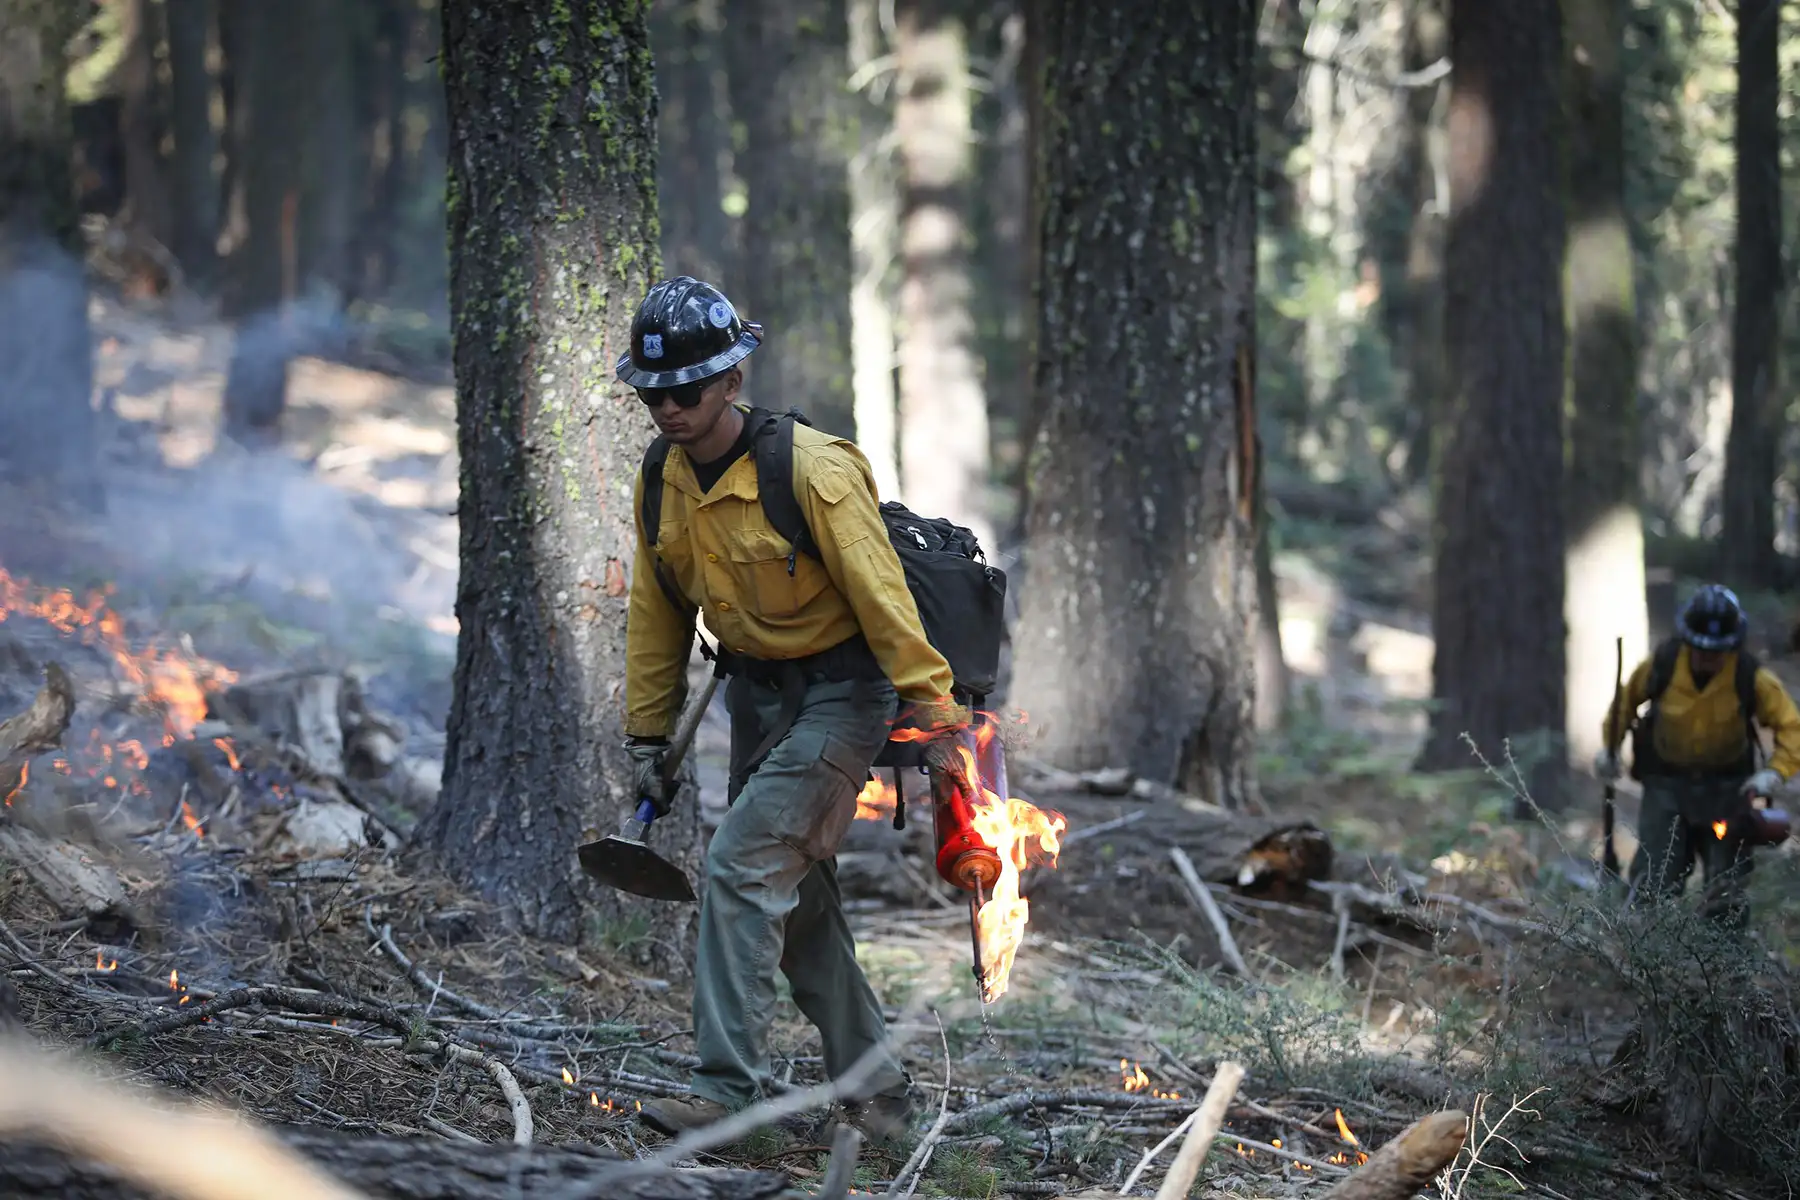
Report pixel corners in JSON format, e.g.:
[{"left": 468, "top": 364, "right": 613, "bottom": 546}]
[
  {"left": 1318, "top": 1110, "right": 1467, "bottom": 1200},
  {"left": 0, "top": 660, "right": 75, "bottom": 800}
]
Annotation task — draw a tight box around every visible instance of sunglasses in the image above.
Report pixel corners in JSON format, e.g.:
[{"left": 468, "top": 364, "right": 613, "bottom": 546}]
[{"left": 637, "top": 381, "right": 707, "bottom": 409}]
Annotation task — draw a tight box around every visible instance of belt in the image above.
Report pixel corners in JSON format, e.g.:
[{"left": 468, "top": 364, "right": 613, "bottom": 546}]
[
  {"left": 715, "top": 635, "right": 884, "bottom": 687},
  {"left": 717, "top": 636, "right": 885, "bottom": 779}
]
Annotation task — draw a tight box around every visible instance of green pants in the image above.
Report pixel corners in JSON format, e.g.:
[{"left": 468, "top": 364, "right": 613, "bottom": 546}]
[
  {"left": 1629, "top": 775, "right": 1755, "bottom": 931},
  {"left": 689, "top": 671, "right": 908, "bottom": 1108}
]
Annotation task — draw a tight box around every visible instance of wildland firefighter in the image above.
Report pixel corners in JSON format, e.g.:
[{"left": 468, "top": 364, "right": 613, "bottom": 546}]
[
  {"left": 616, "top": 277, "right": 970, "bottom": 1140},
  {"left": 1595, "top": 584, "right": 1800, "bottom": 928}
]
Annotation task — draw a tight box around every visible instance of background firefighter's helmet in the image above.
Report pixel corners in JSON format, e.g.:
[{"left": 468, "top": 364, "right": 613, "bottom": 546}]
[
  {"left": 1678, "top": 583, "right": 1748, "bottom": 652},
  {"left": 614, "top": 276, "right": 762, "bottom": 389}
]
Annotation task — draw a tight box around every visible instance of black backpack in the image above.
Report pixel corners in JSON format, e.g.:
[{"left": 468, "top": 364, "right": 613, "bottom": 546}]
[
  {"left": 1627, "top": 637, "right": 1761, "bottom": 780},
  {"left": 638, "top": 406, "right": 1008, "bottom": 704}
]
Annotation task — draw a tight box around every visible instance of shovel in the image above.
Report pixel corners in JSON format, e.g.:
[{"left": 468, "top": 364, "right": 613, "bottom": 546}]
[{"left": 577, "top": 673, "right": 720, "bottom": 902}]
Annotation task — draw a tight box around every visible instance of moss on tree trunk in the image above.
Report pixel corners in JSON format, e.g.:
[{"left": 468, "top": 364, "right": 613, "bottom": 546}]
[
  {"left": 1008, "top": 0, "right": 1261, "bottom": 807},
  {"left": 421, "top": 0, "right": 699, "bottom": 957},
  {"left": 1417, "top": 0, "right": 1567, "bottom": 800}
]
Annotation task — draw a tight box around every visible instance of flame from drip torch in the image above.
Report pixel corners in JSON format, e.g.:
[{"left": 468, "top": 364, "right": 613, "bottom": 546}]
[
  {"left": 213, "top": 737, "right": 242, "bottom": 771},
  {"left": 561, "top": 1067, "right": 575, "bottom": 1085},
  {"left": 960, "top": 743, "right": 1065, "bottom": 1002},
  {"left": 855, "top": 775, "right": 897, "bottom": 821},
  {"left": 94, "top": 952, "right": 117, "bottom": 971},
  {"left": 1713, "top": 820, "right": 1730, "bottom": 841},
  {"left": 1119, "top": 1059, "right": 1181, "bottom": 1100},
  {"left": 3, "top": 760, "right": 26, "bottom": 806},
  {"left": 180, "top": 800, "right": 204, "bottom": 839}
]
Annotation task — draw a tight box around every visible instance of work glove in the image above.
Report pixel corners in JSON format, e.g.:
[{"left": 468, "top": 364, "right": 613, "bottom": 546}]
[
  {"left": 1592, "top": 747, "right": 1621, "bottom": 781},
  {"left": 1741, "top": 768, "right": 1783, "bottom": 801},
  {"left": 905, "top": 698, "right": 973, "bottom": 792},
  {"left": 625, "top": 737, "right": 673, "bottom": 816}
]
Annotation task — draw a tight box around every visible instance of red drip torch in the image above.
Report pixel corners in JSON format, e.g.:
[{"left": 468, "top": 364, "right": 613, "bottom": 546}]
[{"left": 930, "top": 716, "right": 1004, "bottom": 999}]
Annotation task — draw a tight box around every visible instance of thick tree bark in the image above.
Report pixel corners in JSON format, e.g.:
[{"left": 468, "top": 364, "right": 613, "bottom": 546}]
[
  {"left": 895, "top": 0, "right": 991, "bottom": 545},
  {"left": 420, "top": 0, "right": 699, "bottom": 957},
  {"left": 1396, "top": 0, "right": 1448, "bottom": 485},
  {"left": 1008, "top": 0, "right": 1260, "bottom": 806},
  {"left": 1417, "top": 0, "right": 1566, "bottom": 803},
  {"left": 0, "top": 0, "right": 100, "bottom": 495},
  {"left": 652, "top": 0, "right": 731, "bottom": 283},
  {"left": 1564, "top": 0, "right": 1647, "bottom": 768},
  {"left": 1720, "top": 0, "right": 1781, "bottom": 587},
  {"left": 724, "top": 0, "right": 856, "bottom": 437},
  {"left": 164, "top": 0, "right": 219, "bottom": 284},
  {"left": 0, "top": 1128, "right": 792, "bottom": 1200},
  {"left": 846, "top": 0, "right": 901, "bottom": 501}
]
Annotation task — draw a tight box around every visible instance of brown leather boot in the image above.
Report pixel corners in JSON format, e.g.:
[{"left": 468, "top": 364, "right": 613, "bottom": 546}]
[{"left": 638, "top": 1095, "right": 731, "bottom": 1136}]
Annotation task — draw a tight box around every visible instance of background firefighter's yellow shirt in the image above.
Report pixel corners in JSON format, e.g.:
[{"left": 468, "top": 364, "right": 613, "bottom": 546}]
[
  {"left": 1602, "top": 644, "right": 1800, "bottom": 778},
  {"left": 625, "top": 420, "right": 956, "bottom": 738}
]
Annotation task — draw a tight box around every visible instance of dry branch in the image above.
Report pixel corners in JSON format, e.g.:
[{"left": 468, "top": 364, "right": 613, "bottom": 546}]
[
  {"left": 818, "top": 1125, "right": 863, "bottom": 1200},
  {"left": 1152, "top": 1061, "right": 1244, "bottom": 1200},
  {"left": 1320, "top": 1110, "right": 1467, "bottom": 1200},
  {"left": 1168, "top": 847, "right": 1252, "bottom": 977},
  {"left": 0, "top": 660, "right": 75, "bottom": 792}
]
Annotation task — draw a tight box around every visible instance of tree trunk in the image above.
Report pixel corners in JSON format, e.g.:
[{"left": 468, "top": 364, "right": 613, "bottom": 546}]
[
  {"left": 1720, "top": 0, "right": 1780, "bottom": 587},
  {"left": 894, "top": 0, "right": 991, "bottom": 545},
  {"left": 299, "top": 0, "right": 359, "bottom": 302},
  {"left": 1008, "top": 0, "right": 1260, "bottom": 806},
  {"left": 1564, "top": 0, "right": 1647, "bottom": 768},
  {"left": 724, "top": 0, "right": 856, "bottom": 437},
  {"left": 164, "top": 0, "right": 219, "bottom": 285},
  {"left": 652, "top": 0, "right": 731, "bottom": 283},
  {"left": 420, "top": 0, "right": 697, "bottom": 958},
  {"left": 973, "top": 7, "right": 1029, "bottom": 540},
  {"left": 0, "top": 0, "right": 100, "bottom": 497},
  {"left": 221, "top": 0, "right": 310, "bottom": 446},
  {"left": 117, "top": 0, "right": 171, "bottom": 252},
  {"left": 0, "top": 1127, "right": 792, "bottom": 1200},
  {"left": 846, "top": 0, "right": 901, "bottom": 501},
  {"left": 1396, "top": 0, "right": 1448, "bottom": 485},
  {"left": 1417, "top": 0, "right": 1566, "bottom": 805}
]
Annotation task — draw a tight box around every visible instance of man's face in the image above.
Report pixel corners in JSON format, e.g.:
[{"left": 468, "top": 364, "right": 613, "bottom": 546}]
[
  {"left": 1690, "top": 647, "right": 1728, "bottom": 676},
  {"left": 642, "top": 368, "right": 741, "bottom": 444}
]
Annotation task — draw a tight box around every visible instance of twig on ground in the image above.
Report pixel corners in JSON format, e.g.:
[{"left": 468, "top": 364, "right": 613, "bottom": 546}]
[
  {"left": 1435, "top": 1092, "right": 1540, "bottom": 1200},
  {"left": 1217, "top": 1132, "right": 1348, "bottom": 1176},
  {"left": 441, "top": 1041, "right": 532, "bottom": 1146},
  {"left": 945, "top": 1090, "right": 1190, "bottom": 1132},
  {"left": 1167, "top": 848, "right": 1252, "bottom": 978},
  {"left": 422, "top": 1116, "right": 482, "bottom": 1144},
  {"left": 1330, "top": 892, "right": 1352, "bottom": 983},
  {"left": 889, "top": 1012, "right": 954, "bottom": 1197},
  {"left": 1151, "top": 1063, "right": 1245, "bottom": 1200},
  {"left": 1061, "top": 810, "right": 1147, "bottom": 846},
  {"left": 818, "top": 1124, "right": 864, "bottom": 1200},
  {"left": 1119, "top": 1108, "right": 1197, "bottom": 1195},
  {"left": 1230, "top": 1098, "right": 1348, "bottom": 1143}
]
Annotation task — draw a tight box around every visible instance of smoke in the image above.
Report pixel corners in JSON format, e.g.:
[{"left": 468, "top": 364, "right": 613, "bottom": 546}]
[{"left": 0, "top": 239, "right": 457, "bottom": 726}]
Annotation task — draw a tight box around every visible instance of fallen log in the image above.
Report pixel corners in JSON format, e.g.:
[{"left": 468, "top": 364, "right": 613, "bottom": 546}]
[
  {"left": 1319, "top": 1110, "right": 1466, "bottom": 1200},
  {"left": 0, "top": 1032, "right": 791, "bottom": 1200},
  {"left": 0, "top": 1125, "right": 794, "bottom": 1200}
]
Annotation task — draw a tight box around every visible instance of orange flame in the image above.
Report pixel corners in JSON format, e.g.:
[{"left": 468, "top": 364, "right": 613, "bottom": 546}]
[
  {"left": 169, "top": 969, "right": 179, "bottom": 989},
  {"left": 855, "top": 775, "right": 897, "bottom": 821},
  {"left": 561, "top": 1067, "right": 575, "bottom": 1085},
  {"left": 3, "top": 760, "right": 26, "bottom": 806},
  {"left": 213, "top": 737, "right": 241, "bottom": 771},
  {"left": 1121, "top": 1059, "right": 1150, "bottom": 1092},
  {"left": 887, "top": 727, "right": 937, "bottom": 743},
  {"left": 180, "top": 800, "right": 204, "bottom": 839},
  {"left": 1713, "top": 820, "right": 1730, "bottom": 841},
  {"left": 94, "top": 952, "right": 117, "bottom": 971},
  {"left": 962, "top": 743, "right": 1065, "bottom": 1002},
  {"left": 1330, "top": 1109, "right": 1370, "bottom": 1164},
  {"left": 1334, "top": 1108, "right": 1360, "bottom": 1146}
]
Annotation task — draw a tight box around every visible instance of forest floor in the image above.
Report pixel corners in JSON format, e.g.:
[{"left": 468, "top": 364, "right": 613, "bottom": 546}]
[{"left": 1, "top": 291, "right": 1797, "bottom": 1200}]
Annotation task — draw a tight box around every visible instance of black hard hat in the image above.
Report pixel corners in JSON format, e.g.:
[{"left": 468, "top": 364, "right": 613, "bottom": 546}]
[
  {"left": 1678, "top": 583, "right": 1748, "bottom": 652},
  {"left": 614, "top": 276, "right": 762, "bottom": 389}
]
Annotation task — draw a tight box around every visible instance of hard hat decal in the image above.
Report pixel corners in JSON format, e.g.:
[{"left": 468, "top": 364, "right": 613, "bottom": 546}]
[
  {"left": 643, "top": 333, "right": 664, "bottom": 358},
  {"left": 707, "top": 301, "right": 733, "bottom": 328}
]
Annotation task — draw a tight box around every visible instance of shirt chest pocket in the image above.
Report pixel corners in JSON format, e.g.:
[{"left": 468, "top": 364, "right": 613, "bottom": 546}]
[{"left": 728, "top": 528, "right": 827, "bottom": 617}]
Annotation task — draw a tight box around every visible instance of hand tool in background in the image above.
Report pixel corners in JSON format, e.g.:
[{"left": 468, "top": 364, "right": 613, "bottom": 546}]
[
  {"left": 1601, "top": 635, "right": 1623, "bottom": 880},
  {"left": 577, "top": 673, "right": 720, "bottom": 902}
]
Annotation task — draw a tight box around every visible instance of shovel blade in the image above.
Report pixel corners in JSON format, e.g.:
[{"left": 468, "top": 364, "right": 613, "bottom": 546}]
[{"left": 578, "top": 835, "right": 697, "bottom": 902}]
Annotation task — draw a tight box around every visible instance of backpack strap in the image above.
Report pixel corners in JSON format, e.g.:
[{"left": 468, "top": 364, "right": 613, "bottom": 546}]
[
  {"left": 1737, "top": 650, "right": 1763, "bottom": 766},
  {"left": 747, "top": 406, "right": 821, "bottom": 566},
  {"left": 1646, "top": 637, "right": 1682, "bottom": 703},
  {"left": 638, "top": 437, "right": 695, "bottom": 616}
]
